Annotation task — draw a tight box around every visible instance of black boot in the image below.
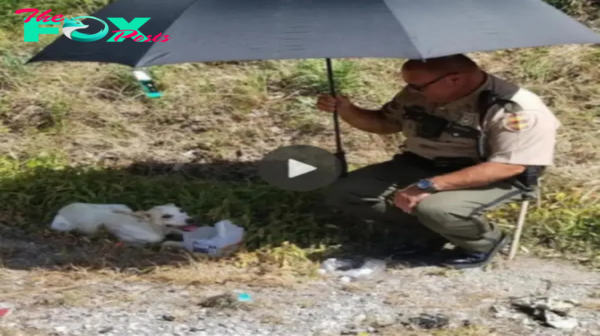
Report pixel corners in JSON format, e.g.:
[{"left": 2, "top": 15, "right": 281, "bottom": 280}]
[
  {"left": 389, "top": 238, "right": 448, "bottom": 257},
  {"left": 441, "top": 234, "right": 511, "bottom": 269}
]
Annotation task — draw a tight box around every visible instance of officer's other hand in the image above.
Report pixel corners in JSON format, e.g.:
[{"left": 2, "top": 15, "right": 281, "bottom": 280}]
[
  {"left": 394, "top": 184, "right": 432, "bottom": 213},
  {"left": 316, "top": 94, "right": 352, "bottom": 113}
]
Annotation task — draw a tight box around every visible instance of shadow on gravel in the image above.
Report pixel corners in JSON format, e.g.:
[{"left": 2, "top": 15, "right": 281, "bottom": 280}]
[{"left": 0, "top": 159, "right": 419, "bottom": 272}]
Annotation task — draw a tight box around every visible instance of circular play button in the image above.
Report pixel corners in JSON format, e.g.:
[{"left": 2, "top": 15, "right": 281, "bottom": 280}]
[{"left": 258, "top": 145, "right": 343, "bottom": 192}]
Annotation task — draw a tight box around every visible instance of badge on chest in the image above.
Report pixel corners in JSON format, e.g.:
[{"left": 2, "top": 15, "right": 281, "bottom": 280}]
[{"left": 455, "top": 112, "right": 478, "bottom": 127}]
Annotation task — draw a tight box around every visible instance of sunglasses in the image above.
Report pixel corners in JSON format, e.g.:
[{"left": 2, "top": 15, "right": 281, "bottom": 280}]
[{"left": 406, "top": 72, "right": 459, "bottom": 92}]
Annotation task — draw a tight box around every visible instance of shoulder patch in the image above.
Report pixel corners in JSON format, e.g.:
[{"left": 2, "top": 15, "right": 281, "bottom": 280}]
[{"left": 502, "top": 111, "right": 537, "bottom": 132}]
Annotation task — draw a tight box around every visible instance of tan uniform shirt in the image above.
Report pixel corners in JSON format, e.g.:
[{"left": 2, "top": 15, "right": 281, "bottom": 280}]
[{"left": 380, "top": 74, "right": 561, "bottom": 166}]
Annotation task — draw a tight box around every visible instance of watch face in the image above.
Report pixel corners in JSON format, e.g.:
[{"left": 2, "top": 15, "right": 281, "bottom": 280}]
[{"left": 417, "top": 180, "right": 432, "bottom": 189}]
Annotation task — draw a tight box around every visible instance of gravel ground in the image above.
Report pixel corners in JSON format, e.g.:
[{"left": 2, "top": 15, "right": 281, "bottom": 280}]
[
  {"left": 1, "top": 225, "right": 599, "bottom": 336},
  {"left": 1, "top": 240, "right": 599, "bottom": 336}
]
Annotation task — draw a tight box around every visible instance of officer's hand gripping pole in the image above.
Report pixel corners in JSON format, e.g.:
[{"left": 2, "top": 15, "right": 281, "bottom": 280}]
[{"left": 326, "top": 58, "right": 348, "bottom": 178}]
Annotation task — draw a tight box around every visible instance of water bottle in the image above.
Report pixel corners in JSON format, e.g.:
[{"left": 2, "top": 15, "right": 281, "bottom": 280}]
[
  {"left": 319, "top": 257, "right": 386, "bottom": 280},
  {"left": 320, "top": 258, "right": 359, "bottom": 272},
  {"left": 340, "top": 258, "right": 386, "bottom": 279},
  {"left": 132, "top": 67, "right": 162, "bottom": 98}
]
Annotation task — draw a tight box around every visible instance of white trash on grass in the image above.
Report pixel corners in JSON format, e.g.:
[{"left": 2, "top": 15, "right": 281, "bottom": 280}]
[{"left": 182, "top": 220, "right": 244, "bottom": 257}]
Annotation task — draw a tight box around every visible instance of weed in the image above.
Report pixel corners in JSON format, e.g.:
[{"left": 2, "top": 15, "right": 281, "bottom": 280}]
[
  {"left": 282, "top": 59, "right": 363, "bottom": 96},
  {"left": 0, "top": 50, "right": 30, "bottom": 89}
]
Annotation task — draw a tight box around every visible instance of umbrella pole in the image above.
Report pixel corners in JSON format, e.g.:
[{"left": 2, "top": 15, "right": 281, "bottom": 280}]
[{"left": 325, "top": 58, "right": 348, "bottom": 177}]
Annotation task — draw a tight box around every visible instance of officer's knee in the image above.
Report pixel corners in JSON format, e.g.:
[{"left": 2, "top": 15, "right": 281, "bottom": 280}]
[
  {"left": 324, "top": 175, "right": 372, "bottom": 211},
  {"left": 413, "top": 197, "right": 457, "bottom": 224},
  {"left": 323, "top": 178, "right": 352, "bottom": 209}
]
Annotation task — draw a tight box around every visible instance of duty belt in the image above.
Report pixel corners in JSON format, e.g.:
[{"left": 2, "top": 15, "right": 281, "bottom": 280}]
[
  {"left": 398, "top": 152, "right": 478, "bottom": 173},
  {"left": 399, "top": 152, "right": 544, "bottom": 191}
]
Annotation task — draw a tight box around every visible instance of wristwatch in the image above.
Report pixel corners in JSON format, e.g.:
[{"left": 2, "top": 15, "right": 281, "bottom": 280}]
[{"left": 415, "top": 179, "right": 438, "bottom": 192}]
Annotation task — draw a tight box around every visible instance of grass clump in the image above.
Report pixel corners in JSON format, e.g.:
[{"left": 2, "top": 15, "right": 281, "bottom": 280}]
[
  {"left": 490, "top": 182, "right": 600, "bottom": 265},
  {"left": 281, "top": 59, "right": 363, "bottom": 96}
]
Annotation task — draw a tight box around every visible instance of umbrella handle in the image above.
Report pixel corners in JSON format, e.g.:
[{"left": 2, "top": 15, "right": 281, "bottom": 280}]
[{"left": 325, "top": 58, "right": 348, "bottom": 177}]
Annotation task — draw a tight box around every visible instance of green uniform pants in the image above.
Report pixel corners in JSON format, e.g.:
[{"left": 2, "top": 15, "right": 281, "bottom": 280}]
[{"left": 324, "top": 154, "right": 524, "bottom": 253}]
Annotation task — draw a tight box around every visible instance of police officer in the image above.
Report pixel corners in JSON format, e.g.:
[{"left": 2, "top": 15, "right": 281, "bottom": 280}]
[{"left": 316, "top": 54, "right": 560, "bottom": 269}]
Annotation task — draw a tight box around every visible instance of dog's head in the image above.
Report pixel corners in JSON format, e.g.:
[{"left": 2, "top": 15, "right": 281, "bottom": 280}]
[
  {"left": 50, "top": 215, "right": 76, "bottom": 231},
  {"left": 140, "top": 204, "right": 195, "bottom": 229}
]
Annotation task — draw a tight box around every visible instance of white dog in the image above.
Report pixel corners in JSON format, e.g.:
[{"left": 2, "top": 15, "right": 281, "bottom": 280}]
[{"left": 50, "top": 202, "right": 196, "bottom": 245}]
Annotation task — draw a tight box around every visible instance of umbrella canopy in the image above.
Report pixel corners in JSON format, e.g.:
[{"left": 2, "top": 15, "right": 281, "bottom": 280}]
[
  {"left": 27, "top": 0, "right": 600, "bottom": 67},
  {"left": 24, "top": 0, "right": 600, "bottom": 177}
]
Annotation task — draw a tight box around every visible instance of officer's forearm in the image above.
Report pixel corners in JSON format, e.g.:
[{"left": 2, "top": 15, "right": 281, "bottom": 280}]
[
  {"left": 429, "top": 162, "right": 525, "bottom": 191},
  {"left": 338, "top": 105, "right": 402, "bottom": 135}
]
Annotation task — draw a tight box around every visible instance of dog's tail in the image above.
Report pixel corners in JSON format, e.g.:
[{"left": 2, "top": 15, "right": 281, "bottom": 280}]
[{"left": 50, "top": 215, "right": 76, "bottom": 231}]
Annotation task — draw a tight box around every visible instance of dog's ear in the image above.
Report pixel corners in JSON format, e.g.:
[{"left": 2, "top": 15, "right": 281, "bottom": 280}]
[
  {"left": 112, "top": 209, "right": 148, "bottom": 221},
  {"left": 132, "top": 211, "right": 152, "bottom": 222}
]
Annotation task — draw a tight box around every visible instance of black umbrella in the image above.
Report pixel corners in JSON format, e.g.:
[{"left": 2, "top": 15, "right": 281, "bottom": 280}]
[{"left": 26, "top": 0, "right": 600, "bottom": 175}]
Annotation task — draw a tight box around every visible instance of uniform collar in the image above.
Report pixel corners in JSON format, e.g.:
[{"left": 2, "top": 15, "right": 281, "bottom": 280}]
[{"left": 441, "top": 72, "right": 493, "bottom": 109}]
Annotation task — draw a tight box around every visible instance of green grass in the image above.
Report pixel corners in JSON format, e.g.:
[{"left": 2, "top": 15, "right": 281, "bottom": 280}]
[
  {"left": 0, "top": 154, "right": 363, "bottom": 250},
  {"left": 0, "top": 0, "right": 599, "bottom": 277},
  {"left": 0, "top": 153, "right": 598, "bottom": 268},
  {"left": 491, "top": 182, "right": 600, "bottom": 263}
]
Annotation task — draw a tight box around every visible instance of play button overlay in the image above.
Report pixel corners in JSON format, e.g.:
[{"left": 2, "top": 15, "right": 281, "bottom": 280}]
[
  {"left": 288, "top": 159, "right": 316, "bottom": 178},
  {"left": 258, "top": 145, "right": 342, "bottom": 192}
]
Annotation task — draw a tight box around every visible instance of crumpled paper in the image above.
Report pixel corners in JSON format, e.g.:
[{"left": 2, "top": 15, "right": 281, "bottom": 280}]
[
  {"left": 182, "top": 220, "right": 244, "bottom": 257},
  {"left": 493, "top": 296, "right": 579, "bottom": 330}
]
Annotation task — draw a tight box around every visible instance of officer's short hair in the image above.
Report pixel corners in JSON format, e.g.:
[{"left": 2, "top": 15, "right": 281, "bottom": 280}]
[{"left": 402, "top": 54, "right": 479, "bottom": 74}]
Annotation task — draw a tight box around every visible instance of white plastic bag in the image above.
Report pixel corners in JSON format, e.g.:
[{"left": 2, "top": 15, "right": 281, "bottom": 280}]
[{"left": 182, "top": 220, "right": 244, "bottom": 257}]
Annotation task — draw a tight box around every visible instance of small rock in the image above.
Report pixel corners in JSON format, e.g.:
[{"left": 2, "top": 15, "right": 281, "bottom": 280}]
[
  {"left": 371, "top": 313, "right": 397, "bottom": 327},
  {"left": 545, "top": 310, "right": 578, "bottom": 330},
  {"left": 353, "top": 314, "right": 367, "bottom": 324},
  {"left": 98, "top": 327, "right": 114, "bottom": 334},
  {"left": 161, "top": 314, "right": 176, "bottom": 321},
  {"left": 490, "top": 304, "right": 512, "bottom": 318},
  {"left": 331, "top": 303, "right": 343, "bottom": 311},
  {"left": 54, "top": 326, "right": 68, "bottom": 333},
  {"left": 407, "top": 313, "right": 450, "bottom": 329},
  {"left": 510, "top": 295, "right": 581, "bottom": 329},
  {"left": 549, "top": 299, "right": 578, "bottom": 315},
  {"left": 511, "top": 296, "right": 578, "bottom": 316}
]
